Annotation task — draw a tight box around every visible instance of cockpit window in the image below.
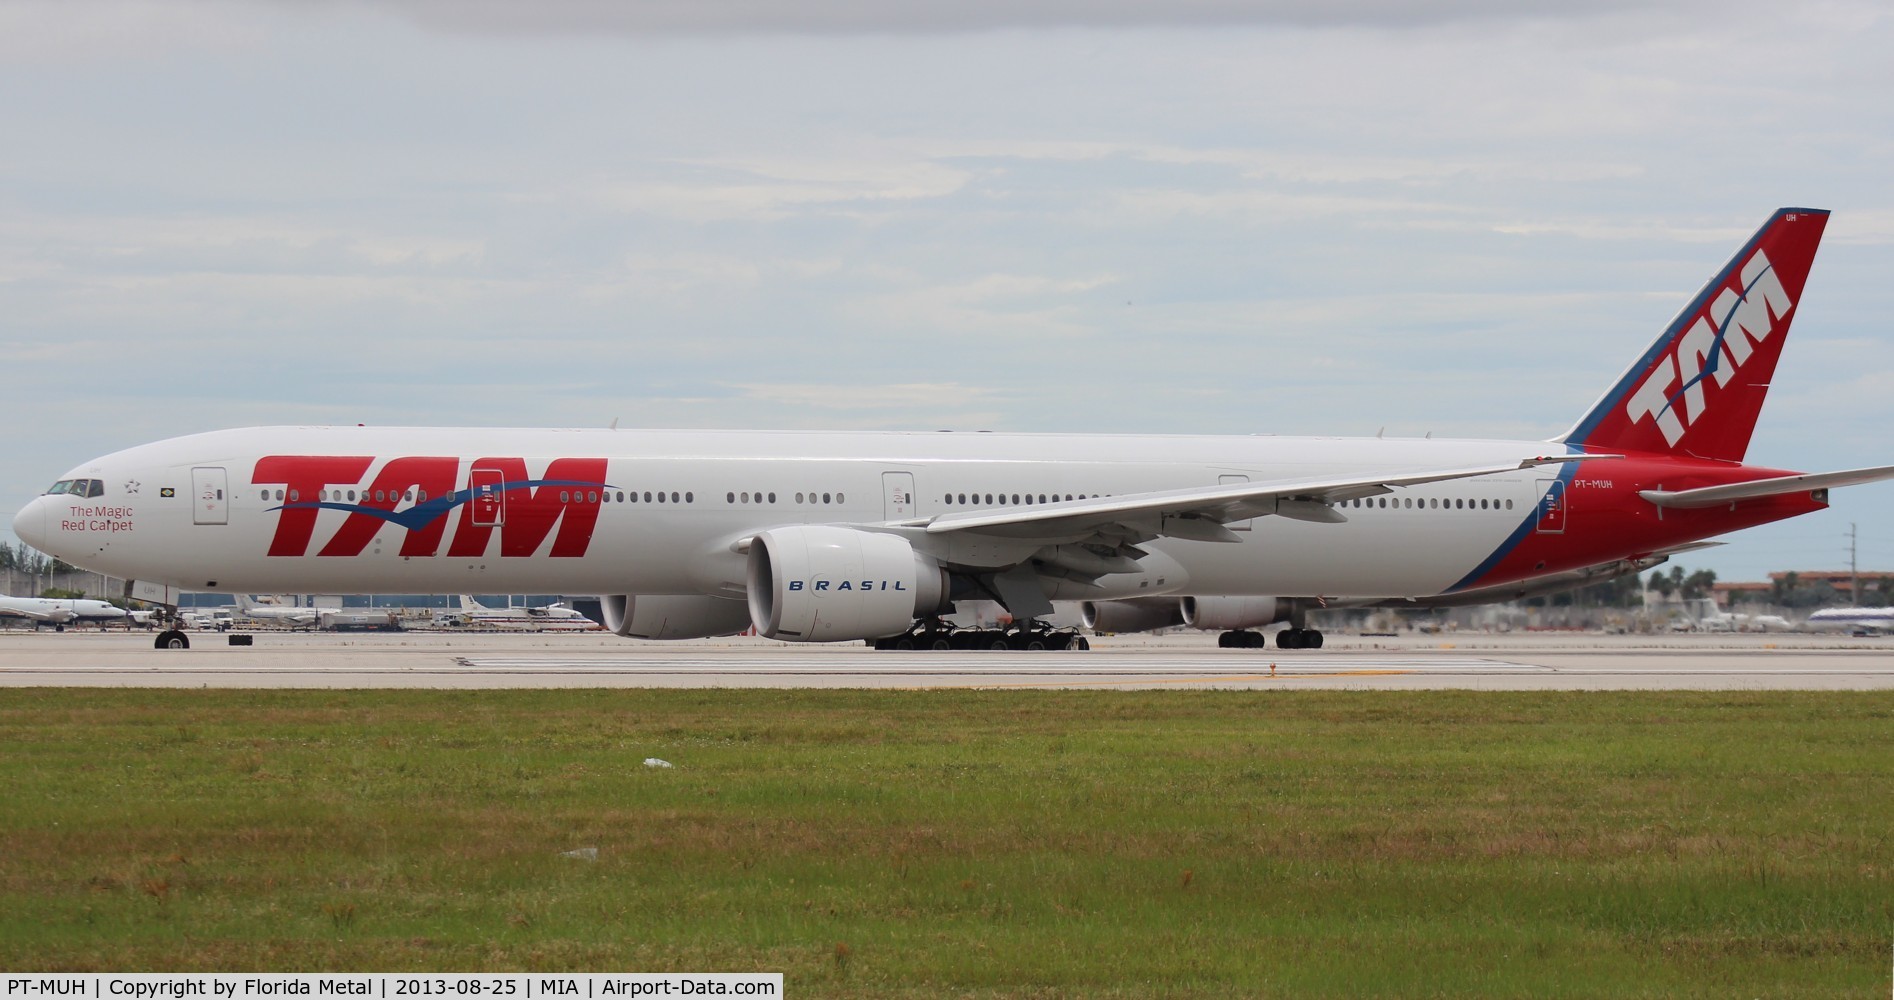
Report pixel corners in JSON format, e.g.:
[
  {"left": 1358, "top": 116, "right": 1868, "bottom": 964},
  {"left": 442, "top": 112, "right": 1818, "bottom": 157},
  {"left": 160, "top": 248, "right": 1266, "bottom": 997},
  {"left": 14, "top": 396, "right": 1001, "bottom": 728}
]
[{"left": 45, "top": 479, "right": 105, "bottom": 497}]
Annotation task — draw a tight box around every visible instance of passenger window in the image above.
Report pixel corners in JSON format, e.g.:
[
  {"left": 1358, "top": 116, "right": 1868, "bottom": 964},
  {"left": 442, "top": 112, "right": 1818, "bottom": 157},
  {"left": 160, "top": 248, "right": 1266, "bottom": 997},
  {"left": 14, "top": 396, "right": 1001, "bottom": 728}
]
[
  {"left": 823, "top": 493, "right": 832, "bottom": 504},
  {"left": 796, "top": 492, "right": 805, "bottom": 504},
  {"left": 728, "top": 492, "right": 736, "bottom": 504},
  {"left": 768, "top": 493, "right": 776, "bottom": 503}
]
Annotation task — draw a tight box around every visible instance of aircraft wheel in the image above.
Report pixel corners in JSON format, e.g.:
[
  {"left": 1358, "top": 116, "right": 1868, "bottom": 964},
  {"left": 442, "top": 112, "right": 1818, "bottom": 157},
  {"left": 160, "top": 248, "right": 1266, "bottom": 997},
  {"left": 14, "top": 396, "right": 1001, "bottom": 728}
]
[
  {"left": 986, "top": 634, "right": 1010, "bottom": 651},
  {"left": 892, "top": 635, "right": 917, "bottom": 651},
  {"left": 155, "top": 630, "right": 190, "bottom": 650},
  {"left": 1069, "top": 635, "right": 1090, "bottom": 651},
  {"left": 1023, "top": 636, "right": 1048, "bottom": 651},
  {"left": 928, "top": 636, "right": 954, "bottom": 651},
  {"left": 1218, "top": 632, "right": 1234, "bottom": 648},
  {"left": 1276, "top": 629, "right": 1302, "bottom": 650},
  {"left": 1308, "top": 630, "right": 1324, "bottom": 649}
]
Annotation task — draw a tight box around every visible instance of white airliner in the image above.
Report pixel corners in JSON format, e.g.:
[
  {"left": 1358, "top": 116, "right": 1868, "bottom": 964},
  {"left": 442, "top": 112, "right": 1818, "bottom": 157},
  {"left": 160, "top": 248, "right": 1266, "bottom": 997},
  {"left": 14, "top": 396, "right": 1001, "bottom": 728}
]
[
  {"left": 0, "top": 594, "right": 146, "bottom": 629},
  {"left": 14, "top": 209, "right": 1894, "bottom": 651},
  {"left": 233, "top": 595, "right": 322, "bottom": 628},
  {"left": 1804, "top": 607, "right": 1894, "bottom": 635},
  {"left": 447, "top": 595, "right": 599, "bottom": 630}
]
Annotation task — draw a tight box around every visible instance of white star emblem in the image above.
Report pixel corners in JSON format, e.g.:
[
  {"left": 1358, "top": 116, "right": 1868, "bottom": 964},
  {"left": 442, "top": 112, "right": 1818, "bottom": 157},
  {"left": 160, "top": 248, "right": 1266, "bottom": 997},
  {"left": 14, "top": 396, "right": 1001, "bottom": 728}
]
[{"left": 125, "top": 480, "right": 141, "bottom": 495}]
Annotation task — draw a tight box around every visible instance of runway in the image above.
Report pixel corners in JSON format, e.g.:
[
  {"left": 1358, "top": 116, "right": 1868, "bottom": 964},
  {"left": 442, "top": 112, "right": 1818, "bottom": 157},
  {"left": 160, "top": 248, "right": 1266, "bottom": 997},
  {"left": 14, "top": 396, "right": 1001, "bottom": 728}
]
[{"left": 1, "top": 630, "right": 1891, "bottom": 689}]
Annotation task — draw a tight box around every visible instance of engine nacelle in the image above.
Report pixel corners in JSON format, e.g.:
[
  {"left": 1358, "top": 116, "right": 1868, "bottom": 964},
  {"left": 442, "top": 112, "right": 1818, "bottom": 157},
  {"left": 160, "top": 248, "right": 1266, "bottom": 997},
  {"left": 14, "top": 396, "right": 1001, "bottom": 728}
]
[
  {"left": 601, "top": 594, "right": 754, "bottom": 640},
  {"left": 1182, "top": 596, "right": 1284, "bottom": 631},
  {"left": 1081, "top": 597, "right": 1186, "bottom": 634},
  {"left": 747, "top": 526, "right": 949, "bottom": 642}
]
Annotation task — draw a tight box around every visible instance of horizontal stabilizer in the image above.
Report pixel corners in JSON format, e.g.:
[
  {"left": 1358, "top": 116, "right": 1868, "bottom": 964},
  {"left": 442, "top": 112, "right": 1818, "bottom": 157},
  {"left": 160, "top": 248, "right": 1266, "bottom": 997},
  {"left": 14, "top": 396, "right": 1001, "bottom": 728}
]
[{"left": 1639, "top": 465, "right": 1894, "bottom": 508}]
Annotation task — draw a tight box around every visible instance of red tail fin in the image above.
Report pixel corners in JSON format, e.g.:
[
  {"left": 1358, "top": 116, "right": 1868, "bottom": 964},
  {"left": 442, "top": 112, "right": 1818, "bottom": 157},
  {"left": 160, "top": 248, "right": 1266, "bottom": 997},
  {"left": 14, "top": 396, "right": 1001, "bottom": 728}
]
[{"left": 1561, "top": 208, "right": 1828, "bottom": 462}]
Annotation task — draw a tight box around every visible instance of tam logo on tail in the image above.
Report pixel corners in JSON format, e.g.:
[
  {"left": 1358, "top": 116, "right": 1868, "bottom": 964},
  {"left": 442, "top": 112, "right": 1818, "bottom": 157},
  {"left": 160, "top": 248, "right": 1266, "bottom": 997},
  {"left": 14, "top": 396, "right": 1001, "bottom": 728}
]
[
  {"left": 1623, "top": 248, "right": 1793, "bottom": 446},
  {"left": 1563, "top": 208, "right": 1828, "bottom": 463}
]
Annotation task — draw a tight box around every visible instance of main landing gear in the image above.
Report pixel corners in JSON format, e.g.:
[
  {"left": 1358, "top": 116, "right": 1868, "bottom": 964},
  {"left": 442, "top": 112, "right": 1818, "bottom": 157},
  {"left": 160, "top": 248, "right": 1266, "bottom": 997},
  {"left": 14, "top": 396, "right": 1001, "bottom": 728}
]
[
  {"left": 1218, "top": 627, "right": 1324, "bottom": 649},
  {"left": 870, "top": 620, "right": 1090, "bottom": 651}
]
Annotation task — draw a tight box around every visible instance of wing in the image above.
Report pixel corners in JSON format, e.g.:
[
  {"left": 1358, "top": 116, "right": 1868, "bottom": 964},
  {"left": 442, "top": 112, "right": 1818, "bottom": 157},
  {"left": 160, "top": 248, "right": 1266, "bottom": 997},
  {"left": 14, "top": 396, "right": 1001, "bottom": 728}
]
[
  {"left": 0, "top": 604, "right": 67, "bottom": 622},
  {"left": 918, "top": 455, "right": 1599, "bottom": 543},
  {"left": 865, "top": 455, "right": 1601, "bottom": 620}
]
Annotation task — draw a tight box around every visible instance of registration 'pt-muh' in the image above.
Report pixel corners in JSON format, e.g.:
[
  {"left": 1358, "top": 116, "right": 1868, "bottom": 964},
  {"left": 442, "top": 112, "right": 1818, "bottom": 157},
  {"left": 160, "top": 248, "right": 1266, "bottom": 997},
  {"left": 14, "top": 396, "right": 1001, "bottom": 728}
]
[{"left": 15, "top": 209, "right": 1893, "bottom": 651}]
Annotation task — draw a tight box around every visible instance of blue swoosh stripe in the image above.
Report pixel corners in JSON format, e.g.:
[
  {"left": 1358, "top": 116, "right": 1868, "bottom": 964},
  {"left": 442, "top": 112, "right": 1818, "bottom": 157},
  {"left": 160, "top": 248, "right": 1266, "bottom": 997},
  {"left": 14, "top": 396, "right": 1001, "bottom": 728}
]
[
  {"left": 1446, "top": 461, "right": 1579, "bottom": 593},
  {"left": 1657, "top": 260, "right": 1780, "bottom": 419}
]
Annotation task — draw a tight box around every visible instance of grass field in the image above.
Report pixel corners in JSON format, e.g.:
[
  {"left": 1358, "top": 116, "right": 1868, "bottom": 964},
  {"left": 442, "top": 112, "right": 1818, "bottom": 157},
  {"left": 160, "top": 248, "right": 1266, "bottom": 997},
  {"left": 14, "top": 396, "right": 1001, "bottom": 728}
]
[{"left": 0, "top": 688, "right": 1889, "bottom": 997}]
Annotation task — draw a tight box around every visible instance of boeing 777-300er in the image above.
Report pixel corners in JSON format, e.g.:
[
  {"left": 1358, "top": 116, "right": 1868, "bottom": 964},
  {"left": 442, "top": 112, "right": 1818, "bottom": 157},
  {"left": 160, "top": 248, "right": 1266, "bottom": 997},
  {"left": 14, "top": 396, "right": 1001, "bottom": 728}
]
[{"left": 14, "top": 208, "right": 1894, "bottom": 651}]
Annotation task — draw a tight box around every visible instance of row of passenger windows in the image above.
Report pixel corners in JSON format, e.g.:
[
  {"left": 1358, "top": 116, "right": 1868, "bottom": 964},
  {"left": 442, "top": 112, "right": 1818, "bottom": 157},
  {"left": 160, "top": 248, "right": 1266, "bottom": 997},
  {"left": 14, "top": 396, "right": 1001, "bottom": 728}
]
[
  {"left": 257, "top": 488, "right": 696, "bottom": 505},
  {"left": 944, "top": 492, "right": 1103, "bottom": 506},
  {"left": 1351, "top": 496, "right": 1513, "bottom": 510},
  {"left": 248, "top": 485, "right": 1515, "bottom": 513},
  {"left": 726, "top": 492, "right": 846, "bottom": 505}
]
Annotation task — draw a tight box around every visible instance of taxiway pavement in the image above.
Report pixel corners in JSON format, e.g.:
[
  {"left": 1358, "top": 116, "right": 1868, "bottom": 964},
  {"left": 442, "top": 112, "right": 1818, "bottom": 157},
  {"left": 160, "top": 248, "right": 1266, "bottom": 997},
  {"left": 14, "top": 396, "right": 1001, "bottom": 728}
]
[{"left": 1, "top": 630, "right": 1890, "bottom": 690}]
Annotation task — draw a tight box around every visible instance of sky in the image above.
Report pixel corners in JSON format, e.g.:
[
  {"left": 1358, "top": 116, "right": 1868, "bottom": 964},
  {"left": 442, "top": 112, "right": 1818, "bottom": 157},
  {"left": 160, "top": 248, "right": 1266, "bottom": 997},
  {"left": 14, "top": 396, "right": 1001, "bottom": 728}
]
[{"left": 2, "top": 0, "right": 1892, "bottom": 583}]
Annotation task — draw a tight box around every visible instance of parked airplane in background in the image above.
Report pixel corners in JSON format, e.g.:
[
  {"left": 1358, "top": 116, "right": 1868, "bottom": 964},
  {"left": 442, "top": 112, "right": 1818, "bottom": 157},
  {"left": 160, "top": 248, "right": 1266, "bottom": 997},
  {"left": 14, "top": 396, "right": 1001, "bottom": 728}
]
[
  {"left": 14, "top": 209, "right": 1894, "bottom": 651},
  {"left": 0, "top": 594, "right": 148, "bottom": 629},
  {"left": 446, "top": 595, "right": 598, "bottom": 630},
  {"left": 234, "top": 595, "right": 321, "bottom": 628},
  {"left": 1804, "top": 606, "right": 1894, "bottom": 635}
]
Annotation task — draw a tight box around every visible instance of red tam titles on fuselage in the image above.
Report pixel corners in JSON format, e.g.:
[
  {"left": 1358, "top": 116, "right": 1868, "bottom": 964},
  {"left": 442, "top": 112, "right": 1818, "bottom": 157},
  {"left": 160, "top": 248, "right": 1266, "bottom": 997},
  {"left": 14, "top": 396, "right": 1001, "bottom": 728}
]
[{"left": 252, "top": 455, "right": 609, "bottom": 559}]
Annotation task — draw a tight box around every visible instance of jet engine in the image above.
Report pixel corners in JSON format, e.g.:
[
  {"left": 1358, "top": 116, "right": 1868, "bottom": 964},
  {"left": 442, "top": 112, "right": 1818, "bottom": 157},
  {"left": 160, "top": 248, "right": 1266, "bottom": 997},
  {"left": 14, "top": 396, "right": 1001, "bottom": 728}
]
[
  {"left": 1181, "top": 596, "right": 1284, "bottom": 632},
  {"left": 747, "top": 526, "right": 950, "bottom": 642},
  {"left": 1081, "top": 597, "right": 1187, "bottom": 634},
  {"left": 601, "top": 594, "right": 754, "bottom": 640}
]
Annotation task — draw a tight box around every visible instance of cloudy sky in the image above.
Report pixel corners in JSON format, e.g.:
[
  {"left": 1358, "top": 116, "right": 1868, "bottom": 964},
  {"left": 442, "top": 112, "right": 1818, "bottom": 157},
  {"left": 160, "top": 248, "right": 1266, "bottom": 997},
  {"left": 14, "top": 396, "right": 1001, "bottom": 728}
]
[{"left": 3, "top": 0, "right": 1892, "bottom": 582}]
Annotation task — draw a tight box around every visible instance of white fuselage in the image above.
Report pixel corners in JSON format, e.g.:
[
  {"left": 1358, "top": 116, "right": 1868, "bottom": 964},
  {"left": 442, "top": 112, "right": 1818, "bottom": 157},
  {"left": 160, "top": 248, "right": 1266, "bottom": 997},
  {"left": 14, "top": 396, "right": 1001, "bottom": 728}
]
[
  {"left": 17, "top": 426, "right": 1559, "bottom": 602},
  {"left": 0, "top": 595, "right": 131, "bottom": 623}
]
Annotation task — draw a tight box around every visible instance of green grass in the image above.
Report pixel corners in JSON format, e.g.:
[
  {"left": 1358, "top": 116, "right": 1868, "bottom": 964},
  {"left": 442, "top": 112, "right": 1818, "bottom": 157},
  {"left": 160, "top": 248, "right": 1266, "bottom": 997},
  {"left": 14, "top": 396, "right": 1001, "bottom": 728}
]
[{"left": 1, "top": 689, "right": 1890, "bottom": 997}]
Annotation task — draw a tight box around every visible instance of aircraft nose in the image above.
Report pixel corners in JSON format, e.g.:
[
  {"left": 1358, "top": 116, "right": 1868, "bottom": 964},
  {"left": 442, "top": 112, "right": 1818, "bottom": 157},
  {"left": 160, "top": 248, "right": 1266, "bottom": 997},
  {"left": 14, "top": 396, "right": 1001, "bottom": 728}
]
[{"left": 12, "top": 496, "right": 48, "bottom": 550}]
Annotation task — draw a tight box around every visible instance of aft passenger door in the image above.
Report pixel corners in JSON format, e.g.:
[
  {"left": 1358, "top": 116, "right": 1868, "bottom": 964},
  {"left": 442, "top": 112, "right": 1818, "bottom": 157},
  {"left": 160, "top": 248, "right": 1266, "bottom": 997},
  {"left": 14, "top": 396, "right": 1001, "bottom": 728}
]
[
  {"left": 191, "top": 467, "right": 227, "bottom": 525},
  {"left": 1535, "top": 479, "right": 1566, "bottom": 534}
]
